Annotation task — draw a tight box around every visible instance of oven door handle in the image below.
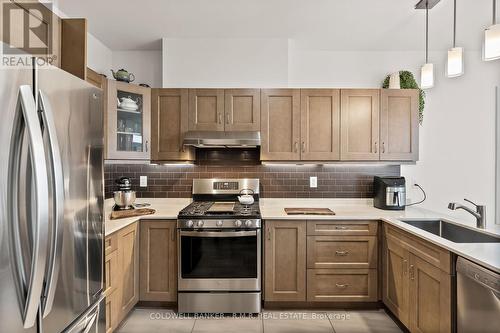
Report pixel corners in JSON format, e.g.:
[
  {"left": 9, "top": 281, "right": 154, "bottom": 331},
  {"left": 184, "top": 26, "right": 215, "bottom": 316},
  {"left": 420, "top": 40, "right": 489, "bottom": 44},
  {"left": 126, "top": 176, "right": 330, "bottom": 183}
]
[{"left": 179, "top": 230, "right": 257, "bottom": 237}]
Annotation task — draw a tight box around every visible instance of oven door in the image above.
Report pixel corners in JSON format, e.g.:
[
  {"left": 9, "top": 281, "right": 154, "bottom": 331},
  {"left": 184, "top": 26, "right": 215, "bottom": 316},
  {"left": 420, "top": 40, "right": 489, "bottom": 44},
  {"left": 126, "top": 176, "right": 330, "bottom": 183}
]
[{"left": 178, "top": 229, "right": 261, "bottom": 291}]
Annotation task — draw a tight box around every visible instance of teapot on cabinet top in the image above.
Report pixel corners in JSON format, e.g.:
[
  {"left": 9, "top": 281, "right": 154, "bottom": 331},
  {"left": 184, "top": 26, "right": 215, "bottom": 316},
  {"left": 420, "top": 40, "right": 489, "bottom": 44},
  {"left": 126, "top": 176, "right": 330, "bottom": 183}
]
[{"left": 111, "top": 68, "right": 135, "bottom": 83}]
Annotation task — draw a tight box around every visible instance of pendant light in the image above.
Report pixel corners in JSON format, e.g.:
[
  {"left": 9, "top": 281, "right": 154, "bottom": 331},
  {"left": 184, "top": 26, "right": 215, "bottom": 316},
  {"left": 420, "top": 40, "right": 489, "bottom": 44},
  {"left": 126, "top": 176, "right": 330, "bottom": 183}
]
[
  {"left": 483, "top": 0, "right": 500, "bottom": 61},
  {"left": 447, "top": 0, "right": 464, "bottom": 77},
  {"left": 421, "top": 1, "right": 434, "bottom": 89}
]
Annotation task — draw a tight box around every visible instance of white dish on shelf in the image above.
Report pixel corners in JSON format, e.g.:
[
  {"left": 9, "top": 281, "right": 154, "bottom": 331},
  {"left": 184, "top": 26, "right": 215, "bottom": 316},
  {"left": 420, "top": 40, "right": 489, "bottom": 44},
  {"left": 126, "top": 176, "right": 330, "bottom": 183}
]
[{"left": 117, "top": 97, "right": 139, "bottom": 111}]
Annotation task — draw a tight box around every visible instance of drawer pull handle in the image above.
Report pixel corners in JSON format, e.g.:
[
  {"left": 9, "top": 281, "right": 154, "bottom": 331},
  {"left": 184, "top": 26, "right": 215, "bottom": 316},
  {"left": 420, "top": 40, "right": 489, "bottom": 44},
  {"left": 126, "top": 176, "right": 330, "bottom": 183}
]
[
  {"left": 335, "top": 250, "right": 349, "bottom": 256},
  {"left": 409, "top": 264, "right": 415, "bottom": 280},
  {"left": 335, "top": 283, "right": 349, "bottom": 288},
  {"left": 335, "top": 226, "right": 348, "bottom": 230}
]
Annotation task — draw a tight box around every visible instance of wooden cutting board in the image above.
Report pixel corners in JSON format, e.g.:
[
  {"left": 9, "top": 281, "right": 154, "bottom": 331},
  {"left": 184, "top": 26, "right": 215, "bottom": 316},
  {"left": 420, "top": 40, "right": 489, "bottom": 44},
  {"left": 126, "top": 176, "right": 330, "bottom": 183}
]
[
  {"left": 110, "top": 208, "right": 156, "bottom": 220},
  {"left": 284, "top": 208, "right": 336, "bottom": 215}
]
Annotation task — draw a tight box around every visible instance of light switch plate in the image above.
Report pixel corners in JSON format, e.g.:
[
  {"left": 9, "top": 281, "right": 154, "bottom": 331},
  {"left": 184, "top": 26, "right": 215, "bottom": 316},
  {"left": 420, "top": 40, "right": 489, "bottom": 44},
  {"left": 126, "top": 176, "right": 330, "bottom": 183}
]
[
  {"left": 140, "top": 176, "right": 147, "bottom": 187},
  {"left": 310, "top": 176, "right": 317, "bottom": 188}
]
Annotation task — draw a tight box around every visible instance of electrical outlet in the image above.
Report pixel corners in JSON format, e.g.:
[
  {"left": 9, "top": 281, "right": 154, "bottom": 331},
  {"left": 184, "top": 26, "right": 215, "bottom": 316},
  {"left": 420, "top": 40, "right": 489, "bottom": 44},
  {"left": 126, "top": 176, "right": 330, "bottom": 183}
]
[
  {"left": 310, "top": 176, "right": 317, "bottom": 188},
  {"left": 140, "top": 176, "right": 148, "bottom": 187}
]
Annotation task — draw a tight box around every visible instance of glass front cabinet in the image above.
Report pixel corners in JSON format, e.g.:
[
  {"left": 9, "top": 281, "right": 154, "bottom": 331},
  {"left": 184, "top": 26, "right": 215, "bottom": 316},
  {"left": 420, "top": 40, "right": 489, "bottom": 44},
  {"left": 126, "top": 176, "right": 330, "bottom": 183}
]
[{"left": 106, "top": 80, "right": 151, "bottom": 160}]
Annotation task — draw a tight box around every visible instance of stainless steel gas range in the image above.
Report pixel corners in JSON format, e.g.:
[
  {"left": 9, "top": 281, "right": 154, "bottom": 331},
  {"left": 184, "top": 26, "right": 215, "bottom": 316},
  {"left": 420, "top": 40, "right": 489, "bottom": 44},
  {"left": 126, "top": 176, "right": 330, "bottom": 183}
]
[{"left": 177, "top": 179, "right": 262, "bottom": 314}]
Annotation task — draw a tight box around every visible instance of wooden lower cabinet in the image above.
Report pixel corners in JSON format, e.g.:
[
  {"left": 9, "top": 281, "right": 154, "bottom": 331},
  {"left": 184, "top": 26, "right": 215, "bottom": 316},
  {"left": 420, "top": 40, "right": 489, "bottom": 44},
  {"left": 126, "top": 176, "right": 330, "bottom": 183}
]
[
  {"left": 409, "top": 254, "right": 451, "bottom": 333},
  {"left": 383, "top": 224, "right": 452, "bottom": 333},
  {"left": 307, "top": 268, "right": 377, "bottom": 302},
  {"left": 264, "top": 220, "right": 306, "bottom": 301},
  {"left": 104, "top": 233, "right": 120, "bottom": 333},
  {"left": 116, "top": 222, "right": 139, "bottom": 325},
  {"left": 139, "top": 220, "right": 177, "bottom": 302}
]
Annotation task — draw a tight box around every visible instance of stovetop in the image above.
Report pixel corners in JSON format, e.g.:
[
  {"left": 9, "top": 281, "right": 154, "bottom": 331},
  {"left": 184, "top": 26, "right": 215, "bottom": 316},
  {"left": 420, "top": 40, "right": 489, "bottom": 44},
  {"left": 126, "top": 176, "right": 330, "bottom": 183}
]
[{"left": 178, "top": 201, "right": 261, "bottom": 219}]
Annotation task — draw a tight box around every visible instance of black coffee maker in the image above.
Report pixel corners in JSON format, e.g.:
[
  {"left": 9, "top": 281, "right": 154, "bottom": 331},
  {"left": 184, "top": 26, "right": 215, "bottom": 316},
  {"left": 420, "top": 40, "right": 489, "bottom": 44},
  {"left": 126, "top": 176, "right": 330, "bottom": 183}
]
[{"left": 373, "top": 176, "right": 406, "bottom": 210}]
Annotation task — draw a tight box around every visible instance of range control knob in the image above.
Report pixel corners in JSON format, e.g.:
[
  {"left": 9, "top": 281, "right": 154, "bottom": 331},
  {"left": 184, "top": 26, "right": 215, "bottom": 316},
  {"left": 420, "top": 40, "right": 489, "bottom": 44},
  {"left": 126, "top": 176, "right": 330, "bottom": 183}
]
[
  {"left": 234, "top": 220, "right": 242, "bottom": 227},
  {"left": 216, "top": 220, "right": 223, "bottom": 227},
  {"left": 197, "top": 220, "right": 204, "bottom": 228},
  {"left": 245, "top": 220, "right": 253, "bottom": 227},
  {"left": 186, "top": 220, "right": 194, "bottom": 228}
]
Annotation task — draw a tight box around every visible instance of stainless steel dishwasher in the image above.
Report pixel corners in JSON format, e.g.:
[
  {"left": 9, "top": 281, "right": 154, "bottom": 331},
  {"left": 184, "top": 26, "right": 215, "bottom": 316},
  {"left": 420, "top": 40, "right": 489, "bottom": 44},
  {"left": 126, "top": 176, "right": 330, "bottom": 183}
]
[{"left": 456, "top": 257, "right": 500, "bottom": 333}]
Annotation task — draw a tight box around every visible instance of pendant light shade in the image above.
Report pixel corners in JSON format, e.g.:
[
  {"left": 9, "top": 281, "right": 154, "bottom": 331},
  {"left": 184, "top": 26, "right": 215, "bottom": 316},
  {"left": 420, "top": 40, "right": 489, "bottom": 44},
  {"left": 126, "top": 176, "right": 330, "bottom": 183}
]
[
  {"left": 447, "top": 47, "right": 464, "bottom": 77},
  {"left": 484, "top": 0, "right": 500, "bottom": 61},
  {"left": 420, "top": 1, "right": 434, "bottom": 89},
  {"left": 421, "top": 63, "right": 435, "bottom": 89},
  {"left": 447, "top": 0, "right": 464, "bottom": 77}
]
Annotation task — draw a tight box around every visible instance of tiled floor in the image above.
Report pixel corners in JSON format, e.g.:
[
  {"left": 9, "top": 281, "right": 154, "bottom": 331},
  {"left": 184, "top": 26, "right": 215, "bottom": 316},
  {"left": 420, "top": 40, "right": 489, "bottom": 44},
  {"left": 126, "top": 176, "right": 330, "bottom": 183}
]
[{"left": 117, "top": 308, "right": 403, "bottom": 333}]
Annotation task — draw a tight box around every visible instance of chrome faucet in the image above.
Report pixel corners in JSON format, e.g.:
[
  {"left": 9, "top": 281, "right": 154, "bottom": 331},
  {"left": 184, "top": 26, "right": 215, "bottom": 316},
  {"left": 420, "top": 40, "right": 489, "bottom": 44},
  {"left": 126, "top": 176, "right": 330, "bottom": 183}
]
[{"left": 448, "top": 199, "right": 486, "bottom": 229}]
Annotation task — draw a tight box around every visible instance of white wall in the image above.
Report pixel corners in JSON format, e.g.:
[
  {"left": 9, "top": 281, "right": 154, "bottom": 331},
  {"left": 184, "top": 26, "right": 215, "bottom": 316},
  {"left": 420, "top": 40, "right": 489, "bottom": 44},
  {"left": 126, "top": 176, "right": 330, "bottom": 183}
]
[
  {"left": 87, "top": 34, "right": 113, "bottom": 74},
  {"left": 162, "top": 38, "right": 289, "bottom": 87},
  {"left": 111, "top": 50, "right": 162, "bottom": 87}
]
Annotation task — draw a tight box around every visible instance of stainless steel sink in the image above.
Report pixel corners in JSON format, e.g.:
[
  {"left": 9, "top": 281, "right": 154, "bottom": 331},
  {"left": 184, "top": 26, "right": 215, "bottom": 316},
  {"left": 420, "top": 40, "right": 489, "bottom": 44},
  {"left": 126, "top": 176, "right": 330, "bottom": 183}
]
[{"left": 399, "top": 219, "right": 500, "bottom": 243}]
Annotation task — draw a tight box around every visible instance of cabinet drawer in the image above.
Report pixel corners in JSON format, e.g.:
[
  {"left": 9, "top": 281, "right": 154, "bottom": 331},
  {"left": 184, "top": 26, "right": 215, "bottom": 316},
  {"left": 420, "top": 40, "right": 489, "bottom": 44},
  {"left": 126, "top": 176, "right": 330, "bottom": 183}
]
[
  {"left": 307, "top": 236, "right": 377, "bottom": 269},
  {"left": 104, "top": 250, "right": 118, "bottom": 296},
  {"left": 307, "top": 268, "right": 377, "bottom": 302},
  {"left": 105, "top": 290, "right": 119, "bottom": 333},
  {"left": 384, "top": 224, "right": 451, "bottom": 273},
  {"left": 105, "top": 233, "right": 118, "bottom": 256},
  {"left": 307, "top": 220, "right": 378, "bottom": 236}
]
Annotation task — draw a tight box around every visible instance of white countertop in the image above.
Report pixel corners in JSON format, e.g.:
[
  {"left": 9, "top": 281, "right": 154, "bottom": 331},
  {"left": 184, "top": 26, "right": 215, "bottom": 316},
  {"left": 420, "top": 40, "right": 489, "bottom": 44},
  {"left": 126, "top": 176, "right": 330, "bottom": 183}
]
[
  {"left": 105, "top": 198, "right": 191, "bottom": 235},
  {"left": 105, "top": 197, "right": 500, "bottom": 273}
]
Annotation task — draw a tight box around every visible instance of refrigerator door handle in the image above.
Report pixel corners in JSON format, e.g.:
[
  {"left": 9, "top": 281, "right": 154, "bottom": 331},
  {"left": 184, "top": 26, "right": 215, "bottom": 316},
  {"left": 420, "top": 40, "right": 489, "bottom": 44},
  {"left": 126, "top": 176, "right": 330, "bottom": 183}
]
[
  {"left": 38, "top": 90, "right": 65, "bottom": 318},
  {"left": 7, "top": 85, "right": 50, "bottom": 328}
]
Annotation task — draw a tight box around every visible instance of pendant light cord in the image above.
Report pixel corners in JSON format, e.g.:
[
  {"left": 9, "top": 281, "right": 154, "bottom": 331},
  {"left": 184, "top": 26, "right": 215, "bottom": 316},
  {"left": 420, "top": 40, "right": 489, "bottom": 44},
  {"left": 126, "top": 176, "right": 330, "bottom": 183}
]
[
  {"left": 425, "top": 1, "right": 429, "bottom": 63},
  {"left": 453, "top": 0, "right": 457, "bottom": 47},
  {"left": 494, "top": 0, "right": 497, "bottom": 25}
]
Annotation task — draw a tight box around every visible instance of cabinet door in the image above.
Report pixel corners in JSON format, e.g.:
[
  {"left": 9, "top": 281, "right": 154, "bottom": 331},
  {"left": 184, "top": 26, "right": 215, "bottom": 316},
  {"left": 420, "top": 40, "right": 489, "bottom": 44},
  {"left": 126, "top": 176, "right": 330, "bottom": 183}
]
[
  {"left": 300, "top": 89, "right": 340, "bottom": 160},
  {"left": 261, "top": 89, "right": 301, "bottom": 161},
  {"left": 380, "top": 89, "right": 419, "bottom": 161},
  {"left": 264, "top": 220, "right": 306, "bottom": 301},
  {"left": 383, "top": 236, "right": 410, "bottom": 328},
  {"left": 86, "top": 68, "right": 105, "bottom": 89},
  {"left": 139, "top": 220, "right": 177, "bottom": 302},
  {"left": 224, "top": 89, "right": 260, "bottom": 131},
  {"left": 409, "top": 254, "right": 451, "bottom": 333},
  {"left": 105, "top": 290, "right": 119, "bottom": 333},
  {"left": 151, "top": 89, "right": 193, "bottom": 161},
  {"left": 188, "top": 89, "right": 224, "bottom": 131},
  {"left": 116, "top": 223, "right": 139, "bottom": 322},
  {"left": 106, "top": 81, "right": 151, "bottom": 160},
  {"left": 340, "top": 89, "right": 380, "bottom": 160}
]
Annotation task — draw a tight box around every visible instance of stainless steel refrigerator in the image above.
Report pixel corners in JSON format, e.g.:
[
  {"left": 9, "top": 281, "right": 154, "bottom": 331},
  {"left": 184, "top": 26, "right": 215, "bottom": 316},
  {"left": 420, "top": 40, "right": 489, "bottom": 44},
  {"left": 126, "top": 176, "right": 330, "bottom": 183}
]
[{"left": 0, "top": 49, "right": 105, "bottom": 333}]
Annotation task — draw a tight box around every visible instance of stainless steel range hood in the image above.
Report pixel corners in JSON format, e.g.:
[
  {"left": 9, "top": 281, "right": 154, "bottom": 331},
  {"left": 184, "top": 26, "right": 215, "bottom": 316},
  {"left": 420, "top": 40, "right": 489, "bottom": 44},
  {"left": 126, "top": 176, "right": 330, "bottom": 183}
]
[{"left": 182, "top": 131, "right": 261, "bottom": 148}]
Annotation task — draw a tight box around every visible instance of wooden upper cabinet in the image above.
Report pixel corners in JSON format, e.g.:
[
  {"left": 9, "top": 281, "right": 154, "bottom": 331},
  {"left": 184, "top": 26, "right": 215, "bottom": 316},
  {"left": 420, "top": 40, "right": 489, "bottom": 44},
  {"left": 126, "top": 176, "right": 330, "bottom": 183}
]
[
  {"left": 105, "top": 81, "right": 151, "bottom": 160},
  {"left": 224, "top": 89, "right": 260, "bottom": 131},
  {"left": 139, "top": 220, "right": 177, "bottom": 302},
  {"left": 340, "top": 89, "right": 380, "bottom": 161},
  {"left": 188, "top": 89, "right": 224, "bottom": 131},
  {"left": 60, "top": 18, "right": 87, "bottom": 80},
  {"left": 264, "top": 220, "right": 306, "bottom": 301},
  {"left": 151, "top": 89, "right": 193, "bottom": 161},
  {"left": 300, "top": 89, "right": 340, "bottom": 160},
  {"left": 380, "top": 89, "right": 419, "bottom": 161},
  {"left": 260, "top": 89, "right": 301, "bottom": 161},
  {"left": 86, "top": 68, "right": 105, "bottom": 89}
]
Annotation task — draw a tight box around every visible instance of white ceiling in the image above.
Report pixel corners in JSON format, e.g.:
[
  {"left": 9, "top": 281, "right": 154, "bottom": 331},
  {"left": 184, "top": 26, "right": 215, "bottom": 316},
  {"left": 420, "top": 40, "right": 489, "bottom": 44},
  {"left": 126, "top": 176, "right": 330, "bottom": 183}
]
[{"left": 56, "top": 0, "right": 498, "bottom": 51}]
